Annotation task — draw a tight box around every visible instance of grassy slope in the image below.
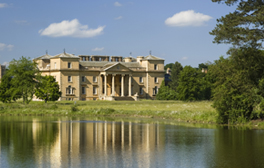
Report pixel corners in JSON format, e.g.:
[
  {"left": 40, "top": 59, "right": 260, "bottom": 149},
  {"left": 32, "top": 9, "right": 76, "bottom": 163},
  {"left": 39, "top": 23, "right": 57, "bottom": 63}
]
[{"left": 0, "top": 100, "right": 217, "bottom": 123}]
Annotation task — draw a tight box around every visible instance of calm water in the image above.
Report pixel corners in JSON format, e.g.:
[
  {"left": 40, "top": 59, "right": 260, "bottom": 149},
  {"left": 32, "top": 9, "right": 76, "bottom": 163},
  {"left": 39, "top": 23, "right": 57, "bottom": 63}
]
[{"left": 0, "top": 116, "right": 264, "bottom": 168}]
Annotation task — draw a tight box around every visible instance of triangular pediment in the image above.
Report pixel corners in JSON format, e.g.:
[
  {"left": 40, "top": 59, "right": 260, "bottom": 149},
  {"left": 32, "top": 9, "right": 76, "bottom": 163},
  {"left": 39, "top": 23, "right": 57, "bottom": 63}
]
[{"left": 104, "top": 63, "right": 131, "bottom": 72}]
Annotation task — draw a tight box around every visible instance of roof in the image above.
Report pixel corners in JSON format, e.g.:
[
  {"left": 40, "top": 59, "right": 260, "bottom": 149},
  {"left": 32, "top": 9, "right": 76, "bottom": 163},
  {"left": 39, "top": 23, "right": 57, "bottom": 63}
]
[
  {"left": 79, "top": 61, "right": 143, "bottom": 70},
  {"left": 143, "top": 55, "right": 164, "bottom": 60},
  {"left": 51, "top": 52, "right": 79, "bottom": 59},
  {"left": 34, "top": 54, "right": 52, "bottom": 60}
]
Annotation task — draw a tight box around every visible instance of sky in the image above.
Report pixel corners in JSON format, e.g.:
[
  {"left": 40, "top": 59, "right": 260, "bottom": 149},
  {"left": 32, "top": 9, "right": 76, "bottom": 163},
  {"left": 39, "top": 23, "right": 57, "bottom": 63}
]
[{"left": 0, "top": 0, "right": 237, "bottom": 67}]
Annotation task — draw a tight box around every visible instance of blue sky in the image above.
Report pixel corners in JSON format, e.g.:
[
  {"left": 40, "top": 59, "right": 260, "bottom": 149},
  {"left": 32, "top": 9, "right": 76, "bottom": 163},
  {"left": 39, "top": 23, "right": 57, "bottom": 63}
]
[{"left": 0, "top": 0, "right": 236, "bottom": 67}]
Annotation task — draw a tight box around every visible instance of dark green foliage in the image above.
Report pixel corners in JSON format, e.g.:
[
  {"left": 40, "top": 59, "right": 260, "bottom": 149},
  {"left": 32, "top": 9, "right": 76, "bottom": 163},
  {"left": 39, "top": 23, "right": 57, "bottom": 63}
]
[
  {"left": 7, "top": 56, "right": 40, "bottom": 104},
  {"left": 169, "top": 61, "right": 183, "bottom": 90},
  {"left": 210, "top": 0, "right": 264, "bottom": 48},
  {"left": 156, "top": 80, "right": 177, "bottom": 100},
  {"left": 71, "top": 105, "right": 79, "bottom": 112},
  {"left": 0, "top": 71, "right": 13, "bottom": 103},
  {"left": 35, "top": 76, "right": 62, "bottom": 103},
  {"left": 210, "top": 48, "right": 264, "bottom": 124},
  {"left": 164, "top": 63, "right": 174, "bottom": 70}
]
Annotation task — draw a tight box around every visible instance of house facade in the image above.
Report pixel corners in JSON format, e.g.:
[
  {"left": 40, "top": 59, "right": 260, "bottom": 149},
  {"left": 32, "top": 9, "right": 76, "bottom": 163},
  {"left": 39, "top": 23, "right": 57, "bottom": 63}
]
[{"left": 34, "top": 52, "right": 165, "bottom": 101}]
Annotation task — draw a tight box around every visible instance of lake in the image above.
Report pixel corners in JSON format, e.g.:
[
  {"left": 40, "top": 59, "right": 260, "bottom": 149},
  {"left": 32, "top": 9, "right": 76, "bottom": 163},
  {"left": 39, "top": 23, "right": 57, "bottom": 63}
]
[{"left": 0, "top": 116, "right": 264, "bottom": 168}]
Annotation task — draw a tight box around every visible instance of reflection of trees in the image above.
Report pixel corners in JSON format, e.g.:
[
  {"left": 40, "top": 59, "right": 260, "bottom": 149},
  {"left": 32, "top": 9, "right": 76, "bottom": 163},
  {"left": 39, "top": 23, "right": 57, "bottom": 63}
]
[
  {"left": 0, "top": 116, "right": 59, "bottom": 167},
  {"left": 213, "top": 127, "right": 264, "bottom": 168}
]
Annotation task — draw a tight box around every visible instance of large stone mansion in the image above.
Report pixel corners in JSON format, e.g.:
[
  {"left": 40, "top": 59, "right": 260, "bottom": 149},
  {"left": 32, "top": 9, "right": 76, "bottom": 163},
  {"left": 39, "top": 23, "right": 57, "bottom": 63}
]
[{"left": 33, "top": 52, "right": 165, "bottom": 101}]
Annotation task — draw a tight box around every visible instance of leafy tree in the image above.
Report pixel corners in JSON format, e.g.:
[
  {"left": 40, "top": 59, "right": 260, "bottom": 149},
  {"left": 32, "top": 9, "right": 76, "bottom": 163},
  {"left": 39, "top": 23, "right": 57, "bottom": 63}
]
[
  {"left": 156, "top": 80, "right": 177, "bottom": 100},
  {"left": 35, "top": 75, "right": 61, "bottom": 103},
  {"left": 8, "top": 56, "right": 40, "bottom": 104},
  {"left": 169, "top": 61, "right": 183, "bottom": 91},
  {"left": 0, "top": 72, "right": 12, "bottom": 103},
  {"left": 177, "top": 66, "right": 202, "bottom": 101},
  {"left": 164, "top": 63, "right": 174, "bottom": 70},
  {"left": 210, "top": 0, "right": 264, "bottom": 48}
]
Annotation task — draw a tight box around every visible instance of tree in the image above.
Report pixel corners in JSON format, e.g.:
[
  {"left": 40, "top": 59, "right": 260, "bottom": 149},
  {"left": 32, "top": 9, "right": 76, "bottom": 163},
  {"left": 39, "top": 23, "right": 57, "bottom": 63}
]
[
  {"left": 0, "top": 72, "right": 12, "bottom": 103},
  {"left": 210, "top": 0, "right": 264, "bottom": 48},
  {"left": 156, "top": 80, "right": 177, "bottom": 100},
  {"left": 164, "top": 63, "right": 174, "bottom": 70},
  {"left": 35, "top": 76, "right": 61, "bottom": 103},
  {"left": 169, "top": 61, "right": 183, "bottom": 91},
  {"left": 8, "top": 56, "right": 40, "bottom": 104},
  {"left": 177, "top": 66, "right": 202, "bottom": 101}
]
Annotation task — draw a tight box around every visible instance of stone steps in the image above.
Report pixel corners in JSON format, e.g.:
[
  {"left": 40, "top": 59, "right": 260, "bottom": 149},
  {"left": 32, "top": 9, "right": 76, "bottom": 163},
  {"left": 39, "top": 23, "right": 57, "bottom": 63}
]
[{"left": 114, "top": 96, "right": 135, "bottom": 101}]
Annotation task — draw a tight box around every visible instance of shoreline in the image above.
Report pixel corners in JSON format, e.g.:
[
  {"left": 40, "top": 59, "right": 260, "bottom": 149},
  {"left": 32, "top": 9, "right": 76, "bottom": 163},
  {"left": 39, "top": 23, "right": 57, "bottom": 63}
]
[{"left": 0, "top": 100, "right": 263, "bottom": 129}]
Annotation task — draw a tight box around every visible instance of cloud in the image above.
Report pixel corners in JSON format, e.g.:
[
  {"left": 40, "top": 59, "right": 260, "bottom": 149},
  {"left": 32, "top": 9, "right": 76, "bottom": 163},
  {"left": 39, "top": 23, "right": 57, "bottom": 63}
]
[
  {"left": 92, "top": 47, "right": 104, "bottom": 51},
  {"left": 39, "top": 19, "right": 105, "bottom": 38},
  {"left": 114, "top": 2, "right": 122, "bottom": 7},
  {"left": 114, "top": 16, "right": 123, "bottom": 20},
  {"left": 2, "top": 62, "right": 9, "bottom": 66},
  {"left": 0, "top": 3, "right": 8, "bottom": 8},
  {"left": 165, "top": 10, "right": 212, "bottom": 27},
  {"left": 181, "top": 57, "right": 188, "bottom": 60},
  {"left": 0, "top": 43, "right": 14, "bottom": 51}
]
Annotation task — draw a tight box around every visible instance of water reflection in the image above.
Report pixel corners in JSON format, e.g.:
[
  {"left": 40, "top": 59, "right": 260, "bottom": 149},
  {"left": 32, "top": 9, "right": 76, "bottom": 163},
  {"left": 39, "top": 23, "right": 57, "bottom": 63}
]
[{"left": 1, "top": 116, "right": 264, "bottom": 168}]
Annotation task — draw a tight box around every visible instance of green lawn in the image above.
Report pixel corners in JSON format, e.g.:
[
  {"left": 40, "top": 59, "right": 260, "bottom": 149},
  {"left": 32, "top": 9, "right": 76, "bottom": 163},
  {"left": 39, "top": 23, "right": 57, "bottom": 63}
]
[{"left": 0, "top": 100, "right": 217, "bottom": 123}]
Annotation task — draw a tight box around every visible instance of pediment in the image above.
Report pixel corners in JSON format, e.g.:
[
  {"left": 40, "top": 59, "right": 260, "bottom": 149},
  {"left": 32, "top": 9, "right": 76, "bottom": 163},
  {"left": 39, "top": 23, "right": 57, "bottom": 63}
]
[{"left": 104, "top": 63, "right": 131, "bottom": 72}]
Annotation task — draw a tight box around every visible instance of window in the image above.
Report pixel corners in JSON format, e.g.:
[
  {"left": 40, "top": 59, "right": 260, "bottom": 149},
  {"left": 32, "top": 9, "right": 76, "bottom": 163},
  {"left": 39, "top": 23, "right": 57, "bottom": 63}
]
[
  {"left": 82, "top": 87, "right": 85, "bottom": 94},
  {"left": 154, "top": 64, "right": 158, "bottom": 70},
  {"left": 69, "top": 98, "right": 71, "bottom": 101},
  {"left": 68, "top": 62, "right": 71, "bottom": 68},
  {"left": 139, "top": 77, "right": 143, "bottom": 83},
  {"left": 54, "top": 62, "right": 56, "bottom": 69},
  {"left": 67, "top": 85, "right": 72, "bottom": 94},
  {"left": 140, "top": 87, "right": 143, "bottom": 95},
  {"left": 153, "top": 86, "right": 158, "bottom": 95},
  {"left": 155, "top": 77, "right": 158, "bottom": 83},
  {"left": 82, "top": 76, "right": 85, "bottom": 82},
  {"left": 93, "top": 86, "right": 97, "bottom": 95},
  {"left": 93, "top": 76, "right": 97, "bottom": 82},
  {"left": 82, "top": 57, "right": 86, "bottom": 61},
  {"left": 68, "top": 76, "right": 72, "bottom": 82}
]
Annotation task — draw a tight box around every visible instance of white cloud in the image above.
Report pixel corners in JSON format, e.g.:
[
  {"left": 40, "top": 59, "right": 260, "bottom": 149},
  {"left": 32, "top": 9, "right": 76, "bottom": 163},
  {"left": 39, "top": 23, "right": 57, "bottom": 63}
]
[
  {"left": 181, "top": 57, "right": 188, "bottom": 60},
  {"left": 114, "top": 16, "right": 123, "bottom": 20},
  {"left": 0, "top": 43, "right": 14, "bottom": 51},
  {"left": 39, "top": 19, "right": 105, "bottom": 38},
  {"left": 92, "top": 47, "right": 104, "bottom": 51},
  {"left": 2, "top": 62, "right": 9, "bottom": 66},
  {"left": 0, "top": 3, "right": 8, "bottom": 8},
  {"left": 165, "top": 10, "right": 212, "bottom": 27},
  {"left": 114, "top": 2, "right": 122, "bottom": 7}
]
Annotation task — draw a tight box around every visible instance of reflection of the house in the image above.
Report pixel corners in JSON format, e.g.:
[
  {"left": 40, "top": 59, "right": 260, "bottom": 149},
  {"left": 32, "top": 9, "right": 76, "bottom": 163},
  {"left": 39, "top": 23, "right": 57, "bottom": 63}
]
[{"left": 32, "top": 119, "right": 165, "bottom": 167}]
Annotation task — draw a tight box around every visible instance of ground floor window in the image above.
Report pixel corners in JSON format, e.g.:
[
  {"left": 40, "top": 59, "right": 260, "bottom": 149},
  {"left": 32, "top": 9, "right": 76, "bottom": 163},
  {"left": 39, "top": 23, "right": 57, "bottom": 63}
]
[
  {"left": 93, "top": 86, "right": 97, "bottom": 95},
  {"left": 82, "top": 87, "right": 85, "bottom": 94},
  {"left": 153, "top": 86, "right": 158, "bottom": 95},
  {"left": 140, "top": 87, "right": 143, "bottom": 95}
]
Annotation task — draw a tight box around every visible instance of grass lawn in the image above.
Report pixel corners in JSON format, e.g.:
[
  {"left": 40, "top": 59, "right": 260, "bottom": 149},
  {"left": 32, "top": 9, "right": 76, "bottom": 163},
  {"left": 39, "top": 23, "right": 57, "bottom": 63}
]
[{"left": 0, "top": 100, "right": 217, "bottom": 123}]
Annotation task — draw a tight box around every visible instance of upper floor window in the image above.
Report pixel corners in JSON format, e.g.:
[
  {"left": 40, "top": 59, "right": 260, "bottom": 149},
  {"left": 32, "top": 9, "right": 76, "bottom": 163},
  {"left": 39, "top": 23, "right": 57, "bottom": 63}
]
[
  {"left": 68, "top": 62, "right": 71, "bottom": 68},
  {"left": 68, "top": 76, "right": 72, "bottom": 82},
  {"left": 82, "top": 76, "right": 85, "bottom": 82},
  {"left": 139, "top": 77, "right": 143, "bottom": 83},
  {"left": 54, "top": 62, "right": 56, "bottom": 69},
  {"left": 93, "top": 76, "right": 97, "bottom": 82},
  {"left": 154, "top": 64, "right": 158, "bottom": 70},
  {"left": 155, "top": 77, "right": 158, "bottom": 83}
]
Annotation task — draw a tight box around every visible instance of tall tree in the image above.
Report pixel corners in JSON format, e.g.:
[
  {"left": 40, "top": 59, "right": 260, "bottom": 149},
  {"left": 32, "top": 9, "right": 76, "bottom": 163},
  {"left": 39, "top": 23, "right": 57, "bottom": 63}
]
[
  {"left": 8, "top": 56, "right": 39, "bottom": 104},
  {"left": 35, "top": 76, "right": 61, "bottom": 103},
  {"left": 169, "top": 61, "right": 183, "bottom": 91},
  {"left": 0, "top": 71, "right": 12, "bottom": 103},
  {"left": 210, "top": 0, "right": 264, "bottom": 48}
]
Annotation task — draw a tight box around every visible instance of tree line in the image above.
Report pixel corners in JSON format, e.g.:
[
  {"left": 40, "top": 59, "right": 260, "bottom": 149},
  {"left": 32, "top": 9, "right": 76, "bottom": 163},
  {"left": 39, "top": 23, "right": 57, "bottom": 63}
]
[{"left": 0, "top": 56, "right": 61, "bottom": 104}]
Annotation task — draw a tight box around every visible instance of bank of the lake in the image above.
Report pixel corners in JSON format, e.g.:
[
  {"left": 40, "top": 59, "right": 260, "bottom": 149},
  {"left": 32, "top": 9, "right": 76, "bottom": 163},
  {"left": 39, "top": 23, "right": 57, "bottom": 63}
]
[{"left": 0, "top": 100, "right": 263, "bottom": 128}]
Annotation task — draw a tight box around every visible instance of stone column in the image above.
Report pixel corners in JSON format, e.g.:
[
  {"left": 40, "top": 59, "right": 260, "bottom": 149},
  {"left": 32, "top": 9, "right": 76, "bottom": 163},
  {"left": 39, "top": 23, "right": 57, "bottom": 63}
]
[
  {"left": 129, "top": 75, "right": 132, "bottom": 96},
  {"left": 112, "top": 74, "right": 116, "bottom": 96},
  {"left": 104, "top": 74, "right": 107, "bottom": 96},
  {"left": 121, "top": 74, "right": 124, "bottom": 97}
]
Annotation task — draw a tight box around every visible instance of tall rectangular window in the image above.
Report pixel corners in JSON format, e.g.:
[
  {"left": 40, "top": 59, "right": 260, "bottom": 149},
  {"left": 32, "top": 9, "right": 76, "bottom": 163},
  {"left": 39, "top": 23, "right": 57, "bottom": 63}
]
[
  {"left": 68, "top": 62, "right": 71, "bottom": 68},
  {"left": 93, "top": 86, "right": 97, "bottom": 95},
  {"left": 82, "top": 76, "right": 85, "bottom": 82},
  {"left": 140, "top": 87, "right": 143, "bottom": 95},
  {"left": 139, "top": 77, "right": 143, "bottom": 83},
  {"left": 154, "top": 64, "right": 158, "bottom": 70},
  {"left": 153, "top": 86, "right": 158, "bottom": 95},
  {"left": 82, "top": 87, "right": 85, "bottom": 94},
  {"left": 54, "top": 62, "right": 56, "bottom": 69},
  {"left": 93, "top": 76, "right": 97, "bottom": 82},
  {"left": 155, "top": 77, "right": 158, "bottom": 83},
  {"left": 68, "top": 76, "right": 72, "bottom": 82}
]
